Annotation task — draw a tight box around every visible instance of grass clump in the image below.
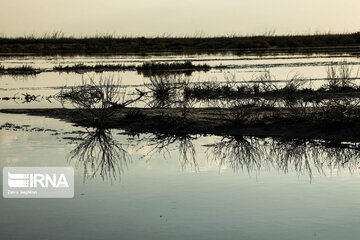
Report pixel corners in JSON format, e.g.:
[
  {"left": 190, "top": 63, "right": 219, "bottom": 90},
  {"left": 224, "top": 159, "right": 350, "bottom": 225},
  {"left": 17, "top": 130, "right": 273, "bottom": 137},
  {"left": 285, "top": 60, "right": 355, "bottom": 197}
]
[
  {"left": 325, "top": 61, "right": 359, "bottom": 90},
  {"left": 145, "top": 73, "right": 193, "bottom": 120},
  {"left": 229, "top": 101, "right": 256, "bottom": 125},
  {"left": 146, "top": 74, "right": 181, "bottom": 108},
  {"left": 251, "top": 69, "right": 277, "bottom": 93},
  {"left": 58, "top": 75, "right": 131, "bottom": 126},
  {"left": 185, "top": 67, "right": 360, "bottom": 102}
]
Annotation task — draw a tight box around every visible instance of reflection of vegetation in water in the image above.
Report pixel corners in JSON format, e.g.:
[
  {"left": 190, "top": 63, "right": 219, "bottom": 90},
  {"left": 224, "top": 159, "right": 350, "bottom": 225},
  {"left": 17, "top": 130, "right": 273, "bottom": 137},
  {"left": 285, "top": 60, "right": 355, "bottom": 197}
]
[
  {"left": 67, "top": 127, "right": 360, "bottom": 181},
  {"left": 207, "top": 136, "right": 360, "bottom": 180},
  {"left": 206, "top": 136, "right": 268, "bottom": 174},
  {"left": 271, "top": 139, "right": 360, "bottom": 177},
  {"left": 69, "top": 128, "right": 130, "bottom": 181},
  {"left": 133, "top": 133, "right": 198, "bottom": 171}
]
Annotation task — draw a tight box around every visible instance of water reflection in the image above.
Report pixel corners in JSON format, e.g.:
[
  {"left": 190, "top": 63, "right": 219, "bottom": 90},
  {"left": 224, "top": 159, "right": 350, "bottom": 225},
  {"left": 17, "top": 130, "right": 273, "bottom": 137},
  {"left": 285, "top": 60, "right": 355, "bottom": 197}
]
[
  {"left": 206, "top": 136, "right": 267, "bottom": 174},
  {"left": 271, "top": 139, "right": 360, "bottom": 176},
  {"left": 207, "top": 136, "right": 360, "bottom": 180},
  {"left": 68, "top": 128, "right": 130, "bottom": 181},
  {"left": 65, "top": 125, "right": 360, "bottom": 181},
  {"left": 131, "top": 133, "right": 198, "bottom": 171}
]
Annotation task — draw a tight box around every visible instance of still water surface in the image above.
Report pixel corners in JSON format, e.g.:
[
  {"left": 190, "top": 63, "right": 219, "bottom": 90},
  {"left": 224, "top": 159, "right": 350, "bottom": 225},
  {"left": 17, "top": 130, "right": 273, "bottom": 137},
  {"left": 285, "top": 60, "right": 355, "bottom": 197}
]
[
  {"left": 0, "top": 113, "right": 359, "bottom": 240},
  {"left": 1, "top": 53, "right": 360, "bottom": 109},
  {"left": 1, "top": 53, "right": 360, "bottom": 239}
]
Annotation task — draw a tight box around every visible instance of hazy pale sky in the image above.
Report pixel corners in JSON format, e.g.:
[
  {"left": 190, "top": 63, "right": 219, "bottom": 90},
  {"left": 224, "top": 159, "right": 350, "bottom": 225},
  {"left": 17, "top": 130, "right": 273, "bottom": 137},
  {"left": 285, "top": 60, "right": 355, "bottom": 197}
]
[{"left": 1, "top": 0, "right": 360, "bottom": 37}]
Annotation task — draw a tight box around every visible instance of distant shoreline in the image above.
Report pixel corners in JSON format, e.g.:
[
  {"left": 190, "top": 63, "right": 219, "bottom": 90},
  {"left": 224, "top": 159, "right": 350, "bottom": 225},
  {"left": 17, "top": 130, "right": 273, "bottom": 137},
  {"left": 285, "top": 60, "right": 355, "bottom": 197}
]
[{"left": 0, "top": 33, "right": 360, "bottom": 56}]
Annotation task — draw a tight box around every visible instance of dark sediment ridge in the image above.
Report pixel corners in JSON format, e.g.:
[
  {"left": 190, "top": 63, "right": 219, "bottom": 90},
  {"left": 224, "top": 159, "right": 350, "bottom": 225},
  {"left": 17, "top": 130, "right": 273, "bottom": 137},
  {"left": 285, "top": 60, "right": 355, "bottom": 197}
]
[{"left": 1, "top": 108, "right": 360, "bottom": 141}]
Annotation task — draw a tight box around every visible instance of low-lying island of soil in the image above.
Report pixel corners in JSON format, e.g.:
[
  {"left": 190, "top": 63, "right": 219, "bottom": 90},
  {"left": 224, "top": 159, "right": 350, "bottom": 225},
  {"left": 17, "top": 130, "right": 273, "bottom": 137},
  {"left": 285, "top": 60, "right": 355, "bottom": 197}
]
[{"left": 1, "top": 107, "right": 360, "bottom": 141}]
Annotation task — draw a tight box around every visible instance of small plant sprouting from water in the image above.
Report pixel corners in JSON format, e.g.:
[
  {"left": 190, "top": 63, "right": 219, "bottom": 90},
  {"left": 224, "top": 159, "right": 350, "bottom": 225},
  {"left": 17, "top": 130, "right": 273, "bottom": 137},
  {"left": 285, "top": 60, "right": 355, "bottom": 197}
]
[
  {"left": 146, "top": 74, "right": 191, "bottom": 109},
  {"left": 147, "top": 74, "right": 178, "bottom": 107},
  {"left": 283, "top": 72, "right": 307, "bottom": 93},
  {"left": 58, "top": 74, "right": 130, "bottom": 125},
  {"left": 0, "top": 64, "right": 39, "bottom": 75},
  {"left": 326, "top": 61, "right": 359, "bottom": 90},
  {"left": 252, "top": 69, "right": 277, "bottom": 93}
]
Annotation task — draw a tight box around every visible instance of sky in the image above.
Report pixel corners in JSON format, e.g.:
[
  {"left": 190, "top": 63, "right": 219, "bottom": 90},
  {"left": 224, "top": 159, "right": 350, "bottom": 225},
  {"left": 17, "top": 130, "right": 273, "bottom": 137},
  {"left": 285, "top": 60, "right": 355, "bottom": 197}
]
[{"left": 1, "top": 0, "right": 360, "bottom": 37}]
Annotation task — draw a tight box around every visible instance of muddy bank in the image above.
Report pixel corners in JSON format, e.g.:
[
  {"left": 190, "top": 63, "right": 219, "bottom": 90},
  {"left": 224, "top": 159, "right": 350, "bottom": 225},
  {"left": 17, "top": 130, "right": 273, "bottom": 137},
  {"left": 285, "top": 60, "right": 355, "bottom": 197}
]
[{"left": 1, "top": 107, "right": 360, "bottom": 141}]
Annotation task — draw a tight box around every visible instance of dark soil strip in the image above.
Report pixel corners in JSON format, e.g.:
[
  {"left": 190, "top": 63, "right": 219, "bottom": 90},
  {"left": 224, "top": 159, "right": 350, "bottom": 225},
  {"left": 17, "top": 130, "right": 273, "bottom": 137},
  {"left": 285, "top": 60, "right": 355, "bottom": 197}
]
[{"left": 1, "top": 107, "right": 360, "bottom": 141}]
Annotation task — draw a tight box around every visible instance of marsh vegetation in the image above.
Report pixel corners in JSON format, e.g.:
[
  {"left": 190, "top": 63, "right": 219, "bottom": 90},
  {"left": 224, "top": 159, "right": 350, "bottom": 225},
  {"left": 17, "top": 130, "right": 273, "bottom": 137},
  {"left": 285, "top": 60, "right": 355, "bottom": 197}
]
[
  {"left": 1, "top": 32, "right": 360, "bottom": 55},
  {"left": 1, "top": 60, "right": 356, "bottom": 140}
]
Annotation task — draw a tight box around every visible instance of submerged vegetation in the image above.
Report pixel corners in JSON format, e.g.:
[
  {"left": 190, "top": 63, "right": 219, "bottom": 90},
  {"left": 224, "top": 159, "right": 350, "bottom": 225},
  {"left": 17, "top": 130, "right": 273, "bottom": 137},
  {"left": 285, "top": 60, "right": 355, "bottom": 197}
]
[
  {"left": 0, "top": 61, "right": 211, "bottom": 76},
  {"left": 0, "top": 64, "right": 40, "bottom": 75},
  {"left": 1, "top": 32, "right": 360, "bottom": 55},
  {"left": 3, "top": 33, "right": 360, "bottom": 186},
  {"left": 137, "top": 61, "right": 210, "bottom": 77},
  {"left": 28, "top": 61, "right": 357, "bottom": 140},
  {"left": 2, "top": 59, "right": 360, "bottom": 141},
  {"left": 185, "top": 63, "right": 360, "bottom": 101},
  {"left": 326, "top": 61, "right": 359, "bottom": 90},
  {"left": 184, "top": 78, "right": 360, "bottom": 101},
  {"left": 54, "top": 63, "right": 134, "bottom": 73}
]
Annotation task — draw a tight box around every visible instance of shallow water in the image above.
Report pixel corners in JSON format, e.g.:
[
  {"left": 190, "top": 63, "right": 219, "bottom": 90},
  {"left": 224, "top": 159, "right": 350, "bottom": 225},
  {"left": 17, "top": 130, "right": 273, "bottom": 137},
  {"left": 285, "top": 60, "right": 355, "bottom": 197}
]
[
  {"left": 1, "top": 53, "right": 360, "bottom": 239},
  {"left": 1, "top": 113, "right": 360, "bottom": 240},
  {"left": 1, "top": 53, "right": 360, "bottom": 109}
]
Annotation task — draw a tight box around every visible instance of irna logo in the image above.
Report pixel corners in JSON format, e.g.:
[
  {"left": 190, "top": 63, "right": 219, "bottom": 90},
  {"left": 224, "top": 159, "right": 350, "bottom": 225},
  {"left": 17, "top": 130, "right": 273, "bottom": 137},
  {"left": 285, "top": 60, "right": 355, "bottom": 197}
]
[
  {"left": 3, "top": 167, "right": 74, "bottom": 198},
  {"left": 8, "top": 172, "right": 69, "bottom": 188}
]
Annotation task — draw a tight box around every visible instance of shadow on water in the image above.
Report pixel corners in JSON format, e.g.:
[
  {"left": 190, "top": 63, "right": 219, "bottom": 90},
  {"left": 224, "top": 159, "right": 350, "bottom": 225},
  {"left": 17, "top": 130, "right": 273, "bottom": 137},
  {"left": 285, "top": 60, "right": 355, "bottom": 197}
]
[{"left": 68, "top": 128, "right": 130, "bottom": 182}]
